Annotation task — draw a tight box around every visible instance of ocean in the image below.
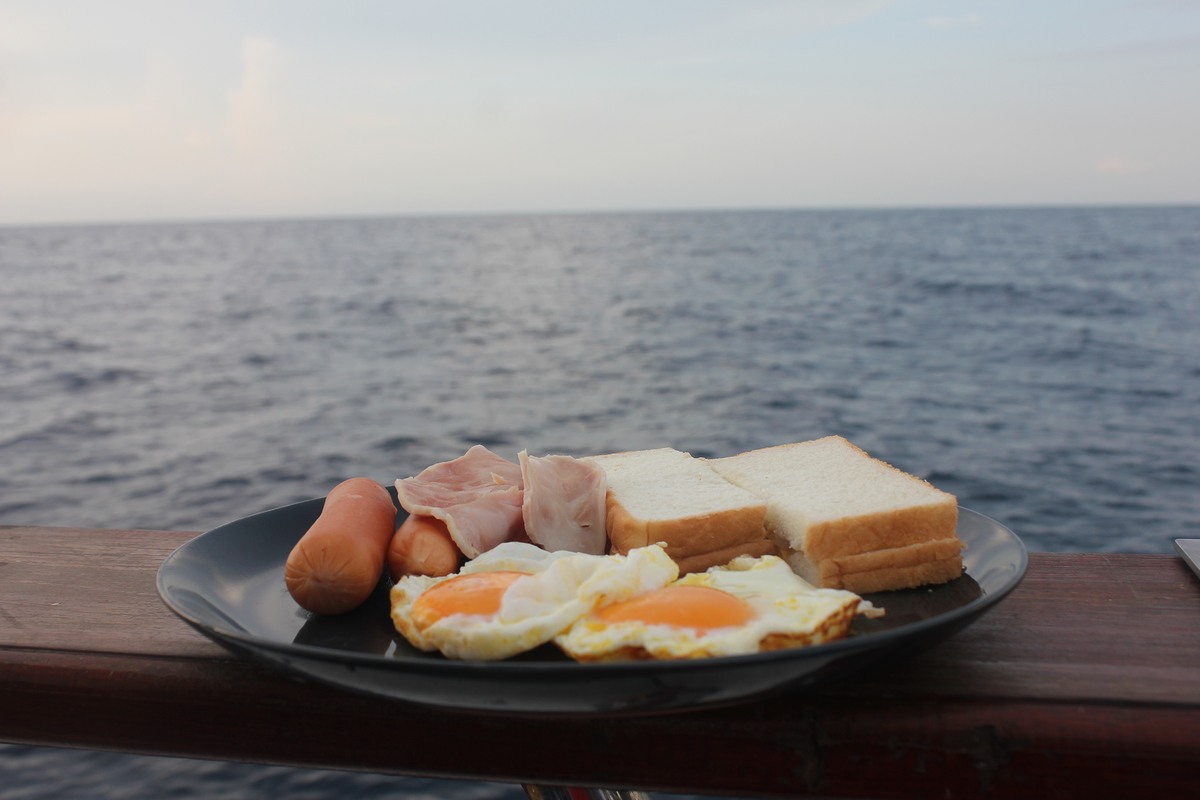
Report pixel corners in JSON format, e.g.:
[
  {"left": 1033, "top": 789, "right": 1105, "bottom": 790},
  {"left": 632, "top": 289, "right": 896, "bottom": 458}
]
[{"left": 2, "top": 206, "right": 1197, "bottom": 798}]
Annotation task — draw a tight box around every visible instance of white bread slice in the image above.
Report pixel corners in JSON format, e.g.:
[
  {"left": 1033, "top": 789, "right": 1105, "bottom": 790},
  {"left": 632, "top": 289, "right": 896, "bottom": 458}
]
[
  {"left": 824, "top": 553, "right": 965, "bottom": 594},
  {"left": 792, "top": 538, "right": 965, "bottom": 593},
  {"left": 586, "top": 448, "right": 770, "bottom": 572},
  {"left": 708, "top": 436, "right": 962, "bottom": 591}
]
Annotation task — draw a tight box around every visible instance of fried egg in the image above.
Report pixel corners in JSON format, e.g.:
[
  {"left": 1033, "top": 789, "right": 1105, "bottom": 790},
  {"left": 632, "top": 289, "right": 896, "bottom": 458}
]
[
  {"left": 554, "top": 554, "right": 880, "bottom": 661},
  {"left": 390, "top": 541, "right": 678, "bottom": 660}
]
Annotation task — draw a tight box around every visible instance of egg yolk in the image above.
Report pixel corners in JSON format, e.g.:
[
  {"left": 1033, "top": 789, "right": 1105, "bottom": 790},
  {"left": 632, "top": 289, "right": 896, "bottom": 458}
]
[
  {"left": 411, "top": 571, "right": 529, "bottom": 629},
  {"left": 593, "top": 585, "right": 754, "bottom": 630}
]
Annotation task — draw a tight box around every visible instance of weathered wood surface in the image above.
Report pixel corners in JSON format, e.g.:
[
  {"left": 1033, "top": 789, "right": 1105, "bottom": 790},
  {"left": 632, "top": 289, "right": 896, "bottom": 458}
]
[{"left": 2, "top": 524, "right": 1199, "bottom": 799}]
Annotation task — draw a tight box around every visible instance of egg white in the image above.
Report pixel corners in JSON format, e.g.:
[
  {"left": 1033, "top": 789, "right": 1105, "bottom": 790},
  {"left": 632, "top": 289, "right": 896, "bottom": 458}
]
[
  {"left": 554, "top": 554, "right": 877, "bottom": 661},
  {"left": 390, "top": 541, "right": 679, "bottom": 660}
]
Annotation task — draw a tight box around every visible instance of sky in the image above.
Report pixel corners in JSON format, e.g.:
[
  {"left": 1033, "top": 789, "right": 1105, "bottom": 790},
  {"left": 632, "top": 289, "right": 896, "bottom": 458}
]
[{"left": 1, "top": 0, "right": 1198, "bottom": 226}]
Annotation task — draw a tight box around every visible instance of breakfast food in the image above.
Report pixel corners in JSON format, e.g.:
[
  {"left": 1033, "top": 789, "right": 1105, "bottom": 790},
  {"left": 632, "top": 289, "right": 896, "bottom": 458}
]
[
  {"left": 390, "top": 542, "right": 679, "bottom": 660},
  {"left": 285, "top": 477, "right": 398, "bottom": 615},
  {"left": 587, "top": 448, "right": 776, "bottom": 573},
  {"left": 708, "top": 436, "right": 962, "bottom": 592},
  {"left": 291, "top": 435, "right": 962, "bottom": 646},
  {"left": 386, "top": 514, "right": 461, "bottom": 579},
  {"left": 555, "top": 554, "right": 879, "bottom": 661},
  {"left": 518, "top": 450, "right": 608, "bottom": 555},
  {"left": 395, "top": 445, "right": 526, "bottom": 558}
]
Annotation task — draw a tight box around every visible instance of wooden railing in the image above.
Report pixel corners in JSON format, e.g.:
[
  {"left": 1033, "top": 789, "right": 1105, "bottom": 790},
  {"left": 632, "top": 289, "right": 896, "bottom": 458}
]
[{"left": 2, "top": 524, "right": 1198, "bottom": 798}]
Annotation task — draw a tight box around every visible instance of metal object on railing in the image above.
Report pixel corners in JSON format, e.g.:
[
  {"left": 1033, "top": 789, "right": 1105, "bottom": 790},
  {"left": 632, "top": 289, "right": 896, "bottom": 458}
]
[{"left": 1176, "top": 539, "right": 1200, "bottom": 579}]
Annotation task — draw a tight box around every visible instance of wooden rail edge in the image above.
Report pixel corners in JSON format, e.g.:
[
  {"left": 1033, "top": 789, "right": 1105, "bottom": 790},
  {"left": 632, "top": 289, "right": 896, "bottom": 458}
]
[{"left": 2, "top": 524, "right": 1198, "bottom": 799}]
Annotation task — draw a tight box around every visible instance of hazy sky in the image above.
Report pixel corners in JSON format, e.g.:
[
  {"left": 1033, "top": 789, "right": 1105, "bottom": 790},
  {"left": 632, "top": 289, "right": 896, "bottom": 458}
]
[{"left": 2, "top": 0, "right": 1198, "bottom": 225}]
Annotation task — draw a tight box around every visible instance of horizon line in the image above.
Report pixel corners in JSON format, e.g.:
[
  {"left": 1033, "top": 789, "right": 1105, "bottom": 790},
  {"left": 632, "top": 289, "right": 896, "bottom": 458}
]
[{"left": 3, "top": 200, "right": 1198, "bottom": 231}]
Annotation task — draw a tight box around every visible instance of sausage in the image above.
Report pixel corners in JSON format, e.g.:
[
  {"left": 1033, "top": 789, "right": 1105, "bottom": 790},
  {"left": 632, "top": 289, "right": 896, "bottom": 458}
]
[
  {"left": 387, "top": 514, "right": 461, "bottom": 580},
  {"left": 285, "top": 477, "right": 397, "bottom": 614}
]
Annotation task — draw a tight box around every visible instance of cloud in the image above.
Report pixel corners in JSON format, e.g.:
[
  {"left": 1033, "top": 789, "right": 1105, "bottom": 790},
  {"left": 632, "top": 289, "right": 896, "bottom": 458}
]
[
  {"left": 0, "top": 31, "right": 302, "bottom": 223},
  {"left": 2, "top": 2, "right": 1197, "bottom": 223},
  {"left": 1067, "top": 34, "right": 1200, "bottom": 60},
  {"left": 921, "top": 14, "right": 983, "bottom": 30},
  {"left": 224, "top": 36, "right": 287, "bottom": 156},
  {"left": 1095, "top": 157, "right": 1144, "bottom": 175},
  {"left": 0, "top": 9, "right": 50, "bottom": 56},
  {"left": 733, "top": 0, "right": 895, "bottom": 34}
]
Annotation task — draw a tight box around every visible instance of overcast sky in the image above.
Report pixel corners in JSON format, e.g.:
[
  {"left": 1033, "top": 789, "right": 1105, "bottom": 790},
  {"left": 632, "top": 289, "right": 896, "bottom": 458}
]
[{"left": 1, "top": 0, "right": 1198, "bottom": 225}]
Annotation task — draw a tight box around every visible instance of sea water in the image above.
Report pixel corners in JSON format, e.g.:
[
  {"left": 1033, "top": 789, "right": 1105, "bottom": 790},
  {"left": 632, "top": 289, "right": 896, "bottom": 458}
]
[{"left": 2, "top": 207, "right": 1198, "bottom": 798}]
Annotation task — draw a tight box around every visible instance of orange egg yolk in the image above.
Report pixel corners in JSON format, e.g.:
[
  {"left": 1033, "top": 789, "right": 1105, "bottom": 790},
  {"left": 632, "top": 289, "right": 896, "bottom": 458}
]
[
  {"left": 411, "top": 571, "right": 529, "bottom": 629},
  {"left": 593, "top": 585, "right": 754, "bottom": 630}
]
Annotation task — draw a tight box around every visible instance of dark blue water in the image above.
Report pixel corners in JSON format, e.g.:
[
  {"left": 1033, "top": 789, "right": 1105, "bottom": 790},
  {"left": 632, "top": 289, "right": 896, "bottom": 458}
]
[{"left": 2, "top": 207, "right": 1198, "bottom": 798}]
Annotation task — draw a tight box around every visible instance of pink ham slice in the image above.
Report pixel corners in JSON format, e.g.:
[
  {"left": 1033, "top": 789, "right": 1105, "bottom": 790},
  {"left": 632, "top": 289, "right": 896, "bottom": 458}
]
[
  {"left": 394, "top": 445, "right": 526, "bottom": 559},
  {"left": 518, "top": 450, "right": 608, "bottom": 555}
]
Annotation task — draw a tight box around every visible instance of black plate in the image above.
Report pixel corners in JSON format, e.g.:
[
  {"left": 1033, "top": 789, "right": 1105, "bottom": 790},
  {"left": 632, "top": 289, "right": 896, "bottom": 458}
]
[{"left": 157, "top": 500, "right": 1026, "bottom": 716}]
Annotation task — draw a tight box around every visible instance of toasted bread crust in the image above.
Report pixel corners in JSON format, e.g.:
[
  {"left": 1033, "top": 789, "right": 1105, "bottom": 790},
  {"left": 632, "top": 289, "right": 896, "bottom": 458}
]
[
  {"left": 818, "top": 536, "right": 965, "bottom": 578},
  {"left": 601, "top": 439, "right": 963, "bottom": 592},
  {"left": 803, "top": 500, "right": 959, "bottom": 563},
  {"left": 783, "top": 537, "right": 965, "bottom": 592},
  {"left": 821, "top": 553, "right": 965, "bottom": 593},
  {"left": 595, "top": 447, "right": 770, "bottom": 570},
  {"left": 604, "top": 494, "right": 650, "bottom": 552},
  {"left": 605, "top": 488, "right": 770, "bottom": 568},
  {"left": 712, "top": 437, "right": 964, "bottom": 592}
]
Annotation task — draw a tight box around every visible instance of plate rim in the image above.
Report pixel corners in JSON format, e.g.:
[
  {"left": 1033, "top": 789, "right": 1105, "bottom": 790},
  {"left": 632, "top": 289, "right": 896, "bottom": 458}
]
[{"left": 157, "top": 501, "right": 1028, "bottom": 679}]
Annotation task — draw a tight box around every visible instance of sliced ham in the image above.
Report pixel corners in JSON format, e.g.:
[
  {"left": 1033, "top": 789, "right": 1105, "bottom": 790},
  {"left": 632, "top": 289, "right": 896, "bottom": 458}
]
[
  {"left": 518, "top": 450, "right": 608, "bottom": 555},
  {"left": 394, "top": 445, "right": 526, "bottom": 559}
]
